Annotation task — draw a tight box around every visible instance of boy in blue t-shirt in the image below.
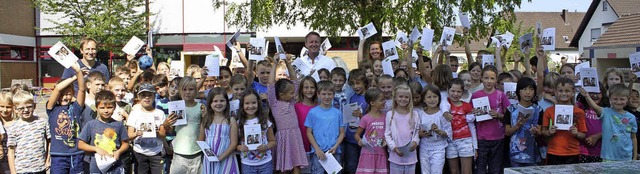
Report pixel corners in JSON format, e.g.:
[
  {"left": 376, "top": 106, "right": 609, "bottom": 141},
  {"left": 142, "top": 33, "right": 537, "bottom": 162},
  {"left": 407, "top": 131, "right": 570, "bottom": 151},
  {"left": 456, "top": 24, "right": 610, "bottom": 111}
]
[
  {"left": 305, "top": 80, "right": 345, "bottom": 174},
  {"left": 46, "top": 62, "right": 87, "bottom": 173},
  {"left": 342, "top": 69, "right": 369, "bottom": 173},
  {"left": 580, "top": 84, "right": 638, "bottom": 161},
  {"left": 78, "top": 91, "right": 130, "bottom": 173}
]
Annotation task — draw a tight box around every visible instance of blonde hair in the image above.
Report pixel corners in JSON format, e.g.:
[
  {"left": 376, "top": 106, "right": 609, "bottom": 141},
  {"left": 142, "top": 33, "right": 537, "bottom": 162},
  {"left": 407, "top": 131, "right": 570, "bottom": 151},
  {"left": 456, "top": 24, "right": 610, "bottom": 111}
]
[
  {"left": 0, "top": 92, "right": 16, "bottom": 121},
  {"left": 603, "top": 68, "right": 625, "bottom": 89},
  {"left": 12, "top": 91, "right": 34, "bottom": 106},
  {"left": 391, "top": 85, "right": 415, "bottom": 128},
  {"left": 186, "top": 64, "right": 201, "bottom": 77},
  {"left": 157, "top": 62, "right": 170, "bottom": 71},
  {"left": 108, "top": 77, "right": 126, "bottom": 90},
  {"left": 179, "top": 76, "right": 197, "bottom": 98}
]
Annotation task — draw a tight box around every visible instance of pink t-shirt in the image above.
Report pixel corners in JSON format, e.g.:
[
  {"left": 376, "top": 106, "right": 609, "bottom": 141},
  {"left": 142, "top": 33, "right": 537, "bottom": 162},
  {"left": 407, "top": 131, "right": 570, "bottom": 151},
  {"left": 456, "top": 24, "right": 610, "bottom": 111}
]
[
  {"left": 294, "top": 102, "right": 316, "bottom": 152},
  {"left": 472, "top": 89, "right": 510, "bottom": 141},
  {"left": 359, "top": 114, "right": 387, "bottom": 155},
  {"left": 577, "top": 103, "right": 602, "bottom": 156}
]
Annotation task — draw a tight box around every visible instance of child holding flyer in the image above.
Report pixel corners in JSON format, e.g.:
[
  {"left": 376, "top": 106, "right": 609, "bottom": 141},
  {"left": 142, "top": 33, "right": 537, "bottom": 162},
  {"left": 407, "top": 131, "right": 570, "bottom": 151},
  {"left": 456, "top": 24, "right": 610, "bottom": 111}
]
[
  {"left": 170, "top": 77, "right": 204, "bottom": 174},
  {"left": 579, "top": 84, "right": 638, "bottom": 161},
  {"left": 199, "top": 87, "right": 239, "bottom": 174},
  {"left": 471, "top": 65, "right": 511, "bottom": 174},
  {"left": 503, "top": 77, "right": 543, "bottom": 167},
  {"left": 46, "top": 62, "right": 86, "bottom": 173},
  {"left": 418, "top": 84, "right": 452, "bottom": 174},
  {"left": 542, "top": 77, "right": 587, "bottom": 165},
  {"left": 446, "top": 79, "right": 476, "bottom": 174},
  {"left": 384, "top": 85, "right": 421, "bottom": 174},
  {"left": 236, "top": 89, "right": 276, "bottom": 174},
  {"left": 305, "top": 81, "right": 346, "bottom": 174},
  {"left": 7, "top": 91, "right": 50, "bottom": 174},
  {"left": 355, "top": 88, "right": 387, "bottom": 174},
  {"left": 345, "top": 69, "right": 370, "bottom": 173},
  {"left": 78, "top": 91, "right": 130, "bottom": 173}
]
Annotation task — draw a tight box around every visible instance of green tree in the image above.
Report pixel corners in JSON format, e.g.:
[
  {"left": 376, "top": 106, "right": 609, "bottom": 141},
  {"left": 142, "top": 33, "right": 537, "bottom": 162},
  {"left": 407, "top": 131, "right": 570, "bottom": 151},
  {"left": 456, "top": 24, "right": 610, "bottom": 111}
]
[
  {"left": 213, "top": 0, "right": 529, "bottom": 44},
  {"left": 32, "top": 0, "right": 149, "bottom": 53}
]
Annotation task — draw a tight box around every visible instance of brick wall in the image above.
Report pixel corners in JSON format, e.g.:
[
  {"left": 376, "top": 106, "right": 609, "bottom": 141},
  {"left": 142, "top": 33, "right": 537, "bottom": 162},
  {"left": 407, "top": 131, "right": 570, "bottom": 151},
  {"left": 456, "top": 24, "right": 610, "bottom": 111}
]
[{"left": 0, "top": 62, "right": 37, "bottom": 88}]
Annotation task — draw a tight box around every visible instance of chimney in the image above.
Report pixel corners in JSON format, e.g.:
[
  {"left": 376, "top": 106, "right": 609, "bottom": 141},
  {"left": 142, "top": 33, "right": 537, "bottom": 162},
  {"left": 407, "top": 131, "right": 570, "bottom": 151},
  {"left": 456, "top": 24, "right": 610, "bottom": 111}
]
[{"left": 562, "top": 9, "right": 568, "bottom": 23}]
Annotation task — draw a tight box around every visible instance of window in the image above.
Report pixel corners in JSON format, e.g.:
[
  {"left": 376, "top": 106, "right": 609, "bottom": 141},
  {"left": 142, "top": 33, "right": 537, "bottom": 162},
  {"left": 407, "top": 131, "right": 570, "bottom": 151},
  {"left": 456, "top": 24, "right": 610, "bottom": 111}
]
[
  {"left": 0, "top": 45, "right": 34, "bottom": 61},
  {"left": 603, "top": 1, "right": 608, "bottom": 11},
  {"left": 591, "top": 28, "right": 601, "bottom": 42}
]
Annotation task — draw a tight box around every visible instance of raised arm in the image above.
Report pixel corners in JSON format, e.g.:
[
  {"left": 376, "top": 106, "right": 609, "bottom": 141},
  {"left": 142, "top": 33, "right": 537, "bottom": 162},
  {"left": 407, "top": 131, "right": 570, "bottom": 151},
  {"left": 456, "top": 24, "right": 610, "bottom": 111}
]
[
  {"left": 246, "top": 60, "right": 255, "bottom": 87},
  {"left": 268, "top": 59, "right": 278, "bottom": 85},
  {"left": 495, "top": 45, "right": 504, "bottom": 74},
  {"left": 284, "top": 54, "right": 297, "bottom": 81},
  {"left": 535, "top": 42, "right": 546, "bottom": 100},
  {"left": 523, "top": 50, "right": 532, "bottom": 78},
  {"left": 48, "top": 64, "right": 80, "bottom": 109},
  {"left": 357, "top": 39, "right": 366, "bottom": 63},
  {"left": 463, "top": 28, "right": 474, "bottom": 64},
  {"left": 578, "top": 87, "right": 603, "bottom": 115},
  {"left": 235, "top": 42, "right": 249, "bottom": 69},
  {"left": 406, "top": 43, "right": 417, "bottom": 79}
]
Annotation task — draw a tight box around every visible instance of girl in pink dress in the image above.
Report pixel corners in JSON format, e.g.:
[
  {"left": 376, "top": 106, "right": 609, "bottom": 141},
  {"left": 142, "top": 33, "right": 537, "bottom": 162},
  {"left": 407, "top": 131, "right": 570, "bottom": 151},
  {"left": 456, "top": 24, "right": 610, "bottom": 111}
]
[
  {"left": 355, "top": 88, "right": 388, "bottom": 174},
  {"left": 267, "top": 57, "right": 309, "bottom": 173}
]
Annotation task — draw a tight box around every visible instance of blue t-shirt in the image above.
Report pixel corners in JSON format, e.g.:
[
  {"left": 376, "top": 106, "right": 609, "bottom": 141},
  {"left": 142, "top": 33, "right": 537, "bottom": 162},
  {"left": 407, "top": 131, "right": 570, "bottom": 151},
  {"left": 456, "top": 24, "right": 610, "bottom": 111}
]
[
  {"left": 504, "top": 103, "right": 542, "bottom": 164},
  {"left": 304, "top": 106, "right": 344, "bottom": 153},
  {"left": 79, "top": 119, "right": 129, "bottom": 173},
  {"left": 601, "top": 107, "right": 638, "bottom": 161},
  {"left": 47, "top": 102, "right": 85, "bottom": 155},
  {"left": 251, "top": 82, "right": 268, "bottom": 96},
  {"left": 155, "top": 95, "right": 169, "bottom": 115},
  {"left": 344, "top": 93, "right": 368, "bottom": 144},
  {"left": 61, "top": 60, "right": 110, "bottom": 97},
  {"left": 80, "top": 104, "right": 96, "bottom": 129}
]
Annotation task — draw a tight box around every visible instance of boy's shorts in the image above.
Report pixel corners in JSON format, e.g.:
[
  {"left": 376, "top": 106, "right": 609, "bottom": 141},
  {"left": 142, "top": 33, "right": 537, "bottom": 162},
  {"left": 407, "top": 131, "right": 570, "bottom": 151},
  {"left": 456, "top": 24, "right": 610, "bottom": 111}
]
[{"left": 446, "top": 137, "right": 475, "bottom": 159}]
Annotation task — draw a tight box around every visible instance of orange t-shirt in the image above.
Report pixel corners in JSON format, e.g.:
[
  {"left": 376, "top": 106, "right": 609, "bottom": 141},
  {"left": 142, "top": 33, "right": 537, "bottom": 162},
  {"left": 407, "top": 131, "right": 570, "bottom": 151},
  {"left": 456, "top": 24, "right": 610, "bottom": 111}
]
[{"left": 542, "top": 105, "right": 587, "bottom": 156}]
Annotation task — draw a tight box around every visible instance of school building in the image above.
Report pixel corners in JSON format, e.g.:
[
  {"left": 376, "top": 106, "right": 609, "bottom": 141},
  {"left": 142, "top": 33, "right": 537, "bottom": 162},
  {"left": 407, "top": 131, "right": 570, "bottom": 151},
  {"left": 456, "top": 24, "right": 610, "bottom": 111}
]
[{"left": 0, "top": 0, "right": 38, "bottom": 88}]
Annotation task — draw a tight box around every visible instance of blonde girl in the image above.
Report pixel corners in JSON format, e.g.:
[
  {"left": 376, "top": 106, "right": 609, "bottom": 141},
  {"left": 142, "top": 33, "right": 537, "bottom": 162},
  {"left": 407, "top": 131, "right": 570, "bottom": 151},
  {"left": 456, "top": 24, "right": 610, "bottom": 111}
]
[
  {"left": 169, "top": 77, "right": 204, "bottom": 174},
  {"left": 384, "top": 85, "right": 421, "bottom": 174}
]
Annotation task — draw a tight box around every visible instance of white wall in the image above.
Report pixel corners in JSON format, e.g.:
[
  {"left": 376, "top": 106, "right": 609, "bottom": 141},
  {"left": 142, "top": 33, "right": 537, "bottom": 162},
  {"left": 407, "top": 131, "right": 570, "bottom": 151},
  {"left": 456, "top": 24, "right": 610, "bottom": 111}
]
[{"left": 577, "top": 1, "right": 618, "bottom": 54}]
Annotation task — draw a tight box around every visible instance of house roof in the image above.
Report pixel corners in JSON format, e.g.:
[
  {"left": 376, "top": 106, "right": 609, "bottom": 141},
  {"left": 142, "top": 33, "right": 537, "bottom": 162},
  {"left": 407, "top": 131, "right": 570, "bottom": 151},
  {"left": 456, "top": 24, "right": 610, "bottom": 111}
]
[
  {"left": 570, "top": 0, "right": 640, "bottom": 47},
  {"left": 591, "top": 12, "right": 640, "bottom": 47},
  {"left": 449, "top": 11, "right": 585, "bottom": 52}
]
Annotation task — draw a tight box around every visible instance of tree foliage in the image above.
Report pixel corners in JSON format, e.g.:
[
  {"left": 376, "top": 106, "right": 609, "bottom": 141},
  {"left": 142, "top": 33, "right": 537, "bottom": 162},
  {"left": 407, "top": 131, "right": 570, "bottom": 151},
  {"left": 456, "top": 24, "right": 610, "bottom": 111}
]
[
  {"left": 213, "top": 0, "right": 529, "bottom": 44},
  {"left": 32, "top": 0, "right": 149, "bottom": 53}
]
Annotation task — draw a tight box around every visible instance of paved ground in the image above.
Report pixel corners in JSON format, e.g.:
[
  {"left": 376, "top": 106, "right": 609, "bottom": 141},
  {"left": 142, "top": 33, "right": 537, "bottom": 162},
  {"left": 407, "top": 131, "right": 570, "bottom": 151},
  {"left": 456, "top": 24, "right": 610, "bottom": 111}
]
[{"left": 34, "top": 94, "right": 48, "bottom": 118}]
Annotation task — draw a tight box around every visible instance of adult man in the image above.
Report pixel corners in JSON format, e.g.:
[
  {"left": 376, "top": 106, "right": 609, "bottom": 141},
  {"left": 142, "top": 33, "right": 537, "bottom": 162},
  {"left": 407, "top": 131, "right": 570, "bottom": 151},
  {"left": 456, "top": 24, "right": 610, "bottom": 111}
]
[
  {"left": 62, "top": 37, "right": 110, "bottom": 97},
  {"left": 292, "top": 32, "right": 336, "bottom": 81}
]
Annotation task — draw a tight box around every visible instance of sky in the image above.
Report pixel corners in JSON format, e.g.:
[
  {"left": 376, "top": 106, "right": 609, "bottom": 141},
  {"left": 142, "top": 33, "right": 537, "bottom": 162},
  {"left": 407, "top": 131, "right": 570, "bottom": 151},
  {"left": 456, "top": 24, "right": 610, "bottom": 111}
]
[{"left": 516, "top": 0, "right": 592, "bottom": 12}]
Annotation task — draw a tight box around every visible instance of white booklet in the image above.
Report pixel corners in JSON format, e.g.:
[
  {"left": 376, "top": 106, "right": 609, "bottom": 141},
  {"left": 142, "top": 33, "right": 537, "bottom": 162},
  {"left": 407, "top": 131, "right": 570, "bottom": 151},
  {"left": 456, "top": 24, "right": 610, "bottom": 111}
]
[
  {"left": 170, "top": 61, "right": 184, "bottom": 77},
  {"left": 629, "top": 52, "right": 640, "bottom": 76},
  {"left": 420, "top": 28, "right": 435, "bottom": 51},
  {"left": 95, "top": 153, "right": 116, "bottom": 174},
  {"left": 357, "top": 22, "right": 377, "bottom": 40},
  {"left": 440, "top": 27, "right": 456, "bottom": 47},
  {"left": 148, "top": 30, "right": 154, "bottom": 48},
  {"left": 459, "top": 12, "right": 471, "bottom": 29},
  {"left": 554, "top": 105, "right": 573, "bottom": 130},
  {"left": 274, "top": 36, "right": 286, "bottom": 59},
  {"left": 500, "top": 31, "right": 515, "bottom": 48},
  {"left": 409, "top": 26, "right": 421, "bottom": 44},
  {"left": 244, "top": 124, "right": 262, "bottom": 150},
  {"left": 579, "top": 67, "right": 600, "bottom": 93},
  {"left": 47, "top": 41, "right": 78, "bottom": 69},
  {"left": 229, "top": 99, "right": 240, "bottom": 118},
  {"left": 300, "top": 47, "right": 309, "bottom": 58},
  {"left": 122, "top": 36, "right": 145, "bottom": 55},
  {"left": 395, "top": 31, "right": 408, "bottom": 49},
  {"left": 382, "top": 57, "right": 395, "bottom": 77},
  {"left": 205, "top": 54, "right": 220, "bottom": 77},
  {"left": 536, "top": 22, "right": 543, "bottom": 39},
  {"left": 472, "top": 96, "right": 492, "bottom": 122},
  {"left": 541, "top": 28, "right": 556, "bottom": 51},
  {"left": 517, "top": 105, "right": 534, "bottom": 122},
  {"left": 318, "top": 152, "right": 343, "bottom": 174},
  {"left": 137, "top": 117, "right": 157, "bottom": 138},
  {"left": 226, "top": 30, "right": 241, "bottom": 52},
  {"left": 574, "top": 62, "right": 590, "bottom": 87},
  {"left": 320, "top": 38, "right": 332, "bottom": 55},
  {"left": 168, "top": 100, "right": 187, "bottom": 126},
  {"left": 249, "top": 38, "right": 266, "bottom": 61},
  {"left": 197, "top": 141, "right": 220, "bottom": 162},
  {"left": 382, "top": 40, "right": 399, "bottom": 61},
  {"left": 342, "top": 103, "right": 361, "bottom": 127},
  {"left": 504, "top": 82, "right": 518, "bottom": 105},
  {"left": 482, "top": 54, "right": 495, "bottom": 68},
  {"left": 519, "top": 33, "right": 533, "bottom": 53}
]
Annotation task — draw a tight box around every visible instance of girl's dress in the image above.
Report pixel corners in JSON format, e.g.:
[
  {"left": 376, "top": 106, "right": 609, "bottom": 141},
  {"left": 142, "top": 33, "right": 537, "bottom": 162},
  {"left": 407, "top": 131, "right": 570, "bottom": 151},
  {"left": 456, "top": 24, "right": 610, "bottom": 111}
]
[
  {"left": 203, "top": 123, "right": 239, "bottom": 174},
  {"left": 268, "top": 82, "right": 309, "bottom": 171},
  {"left": 356, "top": 113, "right": 388, "bottom": 174}
]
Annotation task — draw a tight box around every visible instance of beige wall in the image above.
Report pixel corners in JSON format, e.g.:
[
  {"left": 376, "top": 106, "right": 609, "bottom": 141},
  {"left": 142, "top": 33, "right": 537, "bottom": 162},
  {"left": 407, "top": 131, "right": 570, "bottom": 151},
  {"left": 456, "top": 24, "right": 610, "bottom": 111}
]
[
  {"left": 0, "top": 0, "right": 35, "bottom": 37},
  {"left": 326, "top": 50, "right": 358, "bottom": 70},
  {"left": 0, "top": 62, "right": 37, "bottom": 88}
]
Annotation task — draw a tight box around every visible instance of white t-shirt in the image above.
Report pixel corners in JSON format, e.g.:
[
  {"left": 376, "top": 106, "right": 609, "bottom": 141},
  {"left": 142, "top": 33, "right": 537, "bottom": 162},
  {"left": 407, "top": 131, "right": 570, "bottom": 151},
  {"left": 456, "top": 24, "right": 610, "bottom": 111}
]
[
  {"left": 292, "top": 55, "right": 336, "bottom": 82},
  {"left": 127, "top": 109, "right": 165, "bottom": 156},
  {"left": 240, "top": 117, "right": 273, "bottom": 166}
]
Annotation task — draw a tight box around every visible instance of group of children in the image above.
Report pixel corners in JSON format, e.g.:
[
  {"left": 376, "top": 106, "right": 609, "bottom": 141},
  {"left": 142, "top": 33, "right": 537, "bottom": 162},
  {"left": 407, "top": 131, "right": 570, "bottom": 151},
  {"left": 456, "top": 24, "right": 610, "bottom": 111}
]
[{"left": 0, "top": 30, "right": 637, "bottom": 174}]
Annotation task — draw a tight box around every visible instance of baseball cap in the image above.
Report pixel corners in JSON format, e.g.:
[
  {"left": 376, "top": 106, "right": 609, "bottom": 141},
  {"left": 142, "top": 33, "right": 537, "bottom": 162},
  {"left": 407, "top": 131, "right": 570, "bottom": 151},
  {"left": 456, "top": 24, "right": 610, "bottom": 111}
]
[
  {"left": 137, "top": 83, "right": 156, "bottom": 95},
  {"left": 139, "top": 55, "right": 153, "bottom": 70}
]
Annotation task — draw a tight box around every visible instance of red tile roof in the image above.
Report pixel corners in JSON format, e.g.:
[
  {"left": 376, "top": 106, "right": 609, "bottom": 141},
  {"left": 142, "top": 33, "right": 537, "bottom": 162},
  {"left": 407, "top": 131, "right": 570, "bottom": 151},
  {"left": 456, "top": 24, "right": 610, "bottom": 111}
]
[{"left": 591, "top": 12, "right": 640, "bottom": 47}]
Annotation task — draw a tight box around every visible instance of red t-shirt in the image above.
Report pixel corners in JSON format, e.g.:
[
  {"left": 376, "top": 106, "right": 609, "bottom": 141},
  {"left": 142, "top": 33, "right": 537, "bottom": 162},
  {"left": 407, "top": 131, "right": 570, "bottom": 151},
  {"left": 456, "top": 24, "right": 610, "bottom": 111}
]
[
  {"left": 449, "top": 99, "right": 473, "bottom": 140},
  {"left": 543, "top": 105, "right": 587, "bottom": 156}
]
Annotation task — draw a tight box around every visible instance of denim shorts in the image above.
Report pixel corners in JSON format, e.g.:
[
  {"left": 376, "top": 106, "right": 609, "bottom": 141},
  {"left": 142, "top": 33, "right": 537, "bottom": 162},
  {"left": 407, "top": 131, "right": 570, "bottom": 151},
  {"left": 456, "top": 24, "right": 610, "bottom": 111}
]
[
  {"left": 241, "top": 162, "right": 273, "bottom": 174},
  {"left": 446, "top": 137, "right": 475, "bottom": 158}
]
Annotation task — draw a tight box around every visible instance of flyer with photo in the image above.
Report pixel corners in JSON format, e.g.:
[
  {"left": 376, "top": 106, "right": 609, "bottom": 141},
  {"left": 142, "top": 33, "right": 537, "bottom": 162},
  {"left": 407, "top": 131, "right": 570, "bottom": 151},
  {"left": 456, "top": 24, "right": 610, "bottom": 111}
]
[
  {"left": 541, "top": 28, "right": 556, "bottom": 51},
  {"left": 554, "top": 105, "right": 574, "bottom": 130},
  {"left": 343, "top": 103, "right": 361, "bottom": 127},
  {"left": 382, "top": 40, "right": 399, "bottom": 61},
  {"left": 357, "top": 22, "right": 378, "bottom": 40},
  {"left": 519, "top": 33, "right": 533, "bottom": 53},
  {"left": 197, "top": 141, "right": 219, "bottom": 162},
  {"left": 274, "top": 36, "right": 286, "bottom": 59},
  {"left": 482, "top": 55, "right": 495, "bottom": 68},
  {"left": 244, "top": 124, "right": 262, "bottom": 150},
  {"left": 579, "top": 67, "right": 600, "bottom": 93},
  {"left": 439, "top": 27, "right": 456, "bottom": 47},
  {"left": 459, "top": 12, "right": 471, "bottom": 29},
  {"left": 122, "top": 36, "right": 145, "bottom": 55},
  {"left": 320, "top": 38, "right": 332, "bottom": 55},
  {"left": 137, "top": 118, "right": 157, "bottom": 138},
  {"left": 420, "top": 28, "right": 435, "bottom": 51},
  {"left": 629, "top": 52, "right": 640, "bottom": 76},
  {"left": 249, "top": 38, "right": 266, "bottom": 61},
  {"left": 168, "top": 100, "right": 187, "bottom": 126},
  {"left": 395, "top": 31, "right": 408, "bottom": 49},
  {"left": 472, "top": 96, "right": 492, "bottom": 122},
  {"left": 382, "top": 57, "right": 395, "bottom": 77},
  {"left": 227, "top": 30, "right": 241, "bottom": 52},
  {"left": 504, "top": 82, "right": 518, "bottom": 105},
  {"left": 170, "top": 61, "right": 184, "bottom": 77},
  {"left": 47, "top": 41, "right": 79, "bottom": 69}
]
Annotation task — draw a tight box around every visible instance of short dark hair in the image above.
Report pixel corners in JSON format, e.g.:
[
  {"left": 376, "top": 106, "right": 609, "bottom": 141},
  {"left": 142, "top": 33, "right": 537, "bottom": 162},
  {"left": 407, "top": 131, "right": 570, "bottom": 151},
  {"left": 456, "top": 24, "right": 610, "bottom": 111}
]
[
  {"left": 152, "top": 74, "right": 168, "bottom": 87},
  {"left": 95, "top": 90, "right": 116, "bottom": 106},
  {"left": 305, "top": 32, "right": 321, "bottom": 43},
  {"left": 330, "top": 67, "right": 346, "bottom": 79},
  {"left": 317, "top": 80, "right": 334, "bottom": 93}
]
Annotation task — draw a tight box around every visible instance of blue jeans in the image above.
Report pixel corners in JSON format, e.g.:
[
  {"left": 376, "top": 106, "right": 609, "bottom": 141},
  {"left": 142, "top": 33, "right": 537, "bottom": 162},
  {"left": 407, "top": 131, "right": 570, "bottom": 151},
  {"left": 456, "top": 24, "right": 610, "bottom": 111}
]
[
  {"left": 342, "top": 142, "right": 360, "bottom": 172},
  {"left": 310, "top": 152, "right": 342, "bottom": 174},
  {"left": 241, "top": 162, "right": 273, "bottom": 174},
  {"left": 50, "top": 153, "right": 84, "bottom": 174},
  {"left": 510, "top": 162, "right": 536, "bottom": 167}
]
